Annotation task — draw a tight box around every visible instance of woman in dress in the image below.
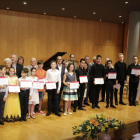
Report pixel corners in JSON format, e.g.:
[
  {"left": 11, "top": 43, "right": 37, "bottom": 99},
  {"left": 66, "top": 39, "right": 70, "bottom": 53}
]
[
  {"left": 28, "top": 68, "right": 39, "bottom": 119},
  {"left": 4, "top": 67, "right": 21, "bottom": 122},
  {"left": 62, "top": 63, "right": 78, "bottom": 116}
]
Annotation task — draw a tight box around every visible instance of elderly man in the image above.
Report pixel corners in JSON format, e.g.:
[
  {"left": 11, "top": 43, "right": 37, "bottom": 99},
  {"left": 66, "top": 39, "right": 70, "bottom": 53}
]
[
  {"left": 4, "top": 58, "right": 12, "bottom": 75},
  {"left": 24, "top": 57, "right": 38, "bottom": 76},
  {"left": 11, "top": 54, "right": 23, "bottom": 78},
  {"left": 69, "top": 54, "right": 78, "bottom": 70}
]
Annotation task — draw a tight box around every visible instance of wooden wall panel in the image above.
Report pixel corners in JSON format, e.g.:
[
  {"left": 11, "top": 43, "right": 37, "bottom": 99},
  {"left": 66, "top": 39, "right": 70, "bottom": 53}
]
[{"left": 0, "top": 9, "right": 124, "bottom": 66}]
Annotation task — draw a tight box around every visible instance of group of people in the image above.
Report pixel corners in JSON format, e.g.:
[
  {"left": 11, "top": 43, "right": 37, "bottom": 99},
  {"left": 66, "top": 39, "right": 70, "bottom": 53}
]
[{"left": 0, "top": 53, "right": 140, "bottom": 125}]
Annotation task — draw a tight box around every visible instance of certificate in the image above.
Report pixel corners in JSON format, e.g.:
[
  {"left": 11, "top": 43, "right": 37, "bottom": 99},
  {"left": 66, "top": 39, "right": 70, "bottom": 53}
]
[
  {"left": 9, "top": 85, "right": 20, "bottom": 92},
  {"left": 95, "top": 78, "right": 104, "bottom": 84},
  {"left": 38, "top": 78, "right": 46, "bottom": 84},
  {"left": 0, "top": 77, "right": 8, "bottom": 85},
  {"left": 20, "top": 80, "right": 32, "bottom": 88},
  {"left": 33, "top": 81, "right": 44, "bottom": 89},
  {"left": 115, "top": 84, "right": 121, "bottom": 90},
  {"left": 70, "top": 82, "right": 79, "bottom": 89},
  {"left": 108, "top": 72, "right": 117, "bottom": 79},
  {"left": 131, "top": 68, "right": 140, "bottom": 75},
  {"left": 46, "top": 82, "right": 56, "bottom": 89},
  {"left": 79, "top": 76, "right": 88, "bottom": 83}
]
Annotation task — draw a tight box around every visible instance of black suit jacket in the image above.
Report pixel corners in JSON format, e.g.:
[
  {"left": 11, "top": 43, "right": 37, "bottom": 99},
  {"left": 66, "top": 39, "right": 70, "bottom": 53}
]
[
  {"left": 56, "top": 64, "right": 65, "bottom": 83},
  {"left": 11, "top": 63, "right": 23, "bottom": 78}
]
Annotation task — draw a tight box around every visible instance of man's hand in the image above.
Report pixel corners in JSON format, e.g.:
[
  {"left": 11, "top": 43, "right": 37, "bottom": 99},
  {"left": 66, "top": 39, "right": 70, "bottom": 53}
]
[
  {"left": 20, "top": 88, "right": 25, "bottom": 90},
  {"left": 135, "top": 74, "right": 139, "bottom": 77},
  {"left": 106, "top": 74, "right": 108, "bottom": 77},
  {"left": 113, "top": 85, "right": 115, "bottom": 89},
  {"left": 93, "top": 81, "right": 96, "bottom": 85},
  {"left": 2, "top": 85, "right": 6, "bottom": 89},
  {"left": 124, "top": 80, "right": 127, "bottom": 84},
  {"left": 57, "top": 90, "right": 60, "bottom": 94}
]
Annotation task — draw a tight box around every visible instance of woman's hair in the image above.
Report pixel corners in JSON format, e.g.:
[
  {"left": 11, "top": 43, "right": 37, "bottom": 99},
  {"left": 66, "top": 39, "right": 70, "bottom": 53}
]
[
  {"left": 4, "top": 58, "right": 12, "bottom": 63},
  {"left": 67, "top": 63, "right": 74, "bottom": 72},
  {"left": 31, "top": 68, "right": 36, "bottom": 72},
  {"left": 63, "top": 60, "right": 69, "bottom": 64},
  {"left": 17, "top": 56, "right": 24, "bottom": 65}
]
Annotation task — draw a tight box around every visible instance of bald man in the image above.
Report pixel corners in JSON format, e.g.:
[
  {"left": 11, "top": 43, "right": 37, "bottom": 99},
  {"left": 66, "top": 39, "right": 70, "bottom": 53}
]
[
  {"left": 11, "top": 54, "right": 23, "bottom": 78},
  {"left": 56, "top": 56, "right": 65, "bottom": 112},
  {"left": 24, "top": 57, "right": 38, "bottom": 76}
]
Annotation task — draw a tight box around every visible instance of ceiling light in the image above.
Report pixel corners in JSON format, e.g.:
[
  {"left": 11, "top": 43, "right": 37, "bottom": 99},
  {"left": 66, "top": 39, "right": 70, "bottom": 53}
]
[
  {"left": 62, "top": 8, "right": 65, "bottom": 10},
  {"left": 23, "top": 2, "right": 27, "bottom": 5},
  {"left": 122, "top": 22, "right": 124, "bottom": 24},
  {"left": 125, "top": 2, "right": 129, "bottom": 4},
  {"left": 93, "top": 12, "right": 96, "bottom": 14},
  {"left": 6, "top": 7, "right": 9, "bottom": 10},
  {"left": 74, "top": 16, "right": 76, "bottom": 18},
  {"left": 119, "top": 16, "right": 122, "bottom": 17},
  {"left": 44, "top": 13, "right": 46, "bottom": 14},
  {"left": 100, "top": 19, "right": 102, "bottom": 21}
]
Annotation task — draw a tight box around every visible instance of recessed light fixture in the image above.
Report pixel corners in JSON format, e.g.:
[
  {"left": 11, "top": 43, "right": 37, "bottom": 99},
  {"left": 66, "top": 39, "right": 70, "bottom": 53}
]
[
  {"left": 119, "top": 16, "right": 122, "bottom": 18},
  {"left": 100, "top": 19, "right": 102, "bottom": 21},
  {"left": 23, "top": 2, "right": 27, "bottom": 5},
  {"left": 62, "top": 8, "right": 65, "bottom": 10},
  {"left": 125, "top": 2, "right": 129, "bottom": 4},
  {"left": 74, "top": 16, "right": 76, "bottom": 18},
  {"left": 44, "top": 13, "right": 46, "bottom": 14},
  {"left": 122, "top": 22, "right": 124, "bottom": 24},
  {"left": 93, "top": 12, "right": 96, "bottom": 14},
  {"left": 6, "top": 7, "right": 9, "bottom": 10}
]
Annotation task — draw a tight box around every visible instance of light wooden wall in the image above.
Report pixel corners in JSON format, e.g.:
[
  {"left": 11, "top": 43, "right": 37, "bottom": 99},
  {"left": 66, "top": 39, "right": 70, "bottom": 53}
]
[{"left": 0, "top": 9, "right": 124, "bottom": 66}]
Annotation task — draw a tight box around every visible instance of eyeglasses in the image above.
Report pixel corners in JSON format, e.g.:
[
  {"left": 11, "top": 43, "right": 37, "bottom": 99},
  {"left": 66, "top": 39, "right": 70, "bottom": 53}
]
[
  {"left": 71, "top": 57, "right": 75, "bottom": 58},
  {"left": 57, "top": 59, "right": 62, "bottom": 60}
]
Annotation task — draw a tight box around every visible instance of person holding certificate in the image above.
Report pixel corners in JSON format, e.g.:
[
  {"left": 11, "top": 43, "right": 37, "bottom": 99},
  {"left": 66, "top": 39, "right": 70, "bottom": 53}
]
[
  {"left": 45, "top": 60, "right": 61, "bottom": 117},
  {"left": 105, "top": 60, "right": 116, "bottom": 108},
  {"left": 19, "top": 68, "right": 30, "bottom": 121},
  {"left": 90, "top": 55, "right": 106, "bottom": 109},
  {"left": 127, "top": 55, "right": 140, "bottom": 106},
  {"left": 114, "top": 53, "right": 127, "bottom": 105},
  {"left": 62, "top": 63, "right": 78, "bottom": 116},
  {"left": 73, "top": 58, "right": 87, "bottom": 112},
  {"left": 0, "top": 65, "right": 8, "bottom": 125},
  {"left": 4, "top": 67, "right": 21, "bottom": 122},
  {"left": 28, "top": 68, "right": 39, "bottom": 119}
]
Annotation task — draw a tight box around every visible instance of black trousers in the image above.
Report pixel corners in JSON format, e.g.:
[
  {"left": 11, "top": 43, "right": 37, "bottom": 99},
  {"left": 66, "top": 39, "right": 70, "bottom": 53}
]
[
  {"left": 92, "top": 85, "right": 102, "bottom": 106},
  {"left": 114, "top": 81, "right": 124, "bottom": 102},
  {"left": 0, "top": 92, "right": 5, "bottom": 121},
  {"left": 58, "top": 83, "right": 63, "bottom": 110},
  {"left": 101, "top": 81, "right": 106, "bottom": 101},
  {"left": 84, "top": 78, "right": 91, "bottom": 103},
  {"left": 129, "top": 81, "right": 139, "bottom": 104},
  {"left": 48, "top": 89, "right": 59, "bottom": 113},
  {"left": 74, "top": 83, "right": 85, "bottom": 109},
  {"left": 105, "top": 81, "right": 114, "bottom": 105},
  {"left": 19, "top": 90, "right": 29, "bottom": 118}
]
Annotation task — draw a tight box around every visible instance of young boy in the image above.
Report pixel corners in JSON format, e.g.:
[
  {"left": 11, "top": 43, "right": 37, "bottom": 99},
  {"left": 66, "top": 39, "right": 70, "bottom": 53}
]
[
  {"left": 0, "top": 65, "right": 8, "bottom": 125},
  {"left": 45, "top": 60, "right": 61, "bottom": 117},
  {"left": 19, "top": 68, "right": 30, "bottom": 121},
  {"left": 105, "top": 60, "right": 116, "bottom": 108},
  {"left": 35, "top": 60, "right": 46, "bottom": 115},
  {"left": 127, "top": 56, "right": 140, "bottom": 106}
]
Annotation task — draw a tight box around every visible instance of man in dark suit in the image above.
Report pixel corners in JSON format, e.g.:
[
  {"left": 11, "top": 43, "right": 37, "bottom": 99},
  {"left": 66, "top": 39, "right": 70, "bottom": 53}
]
[
  {"left": 11, "top": 54, "right": 23, "bottom": 78},
  {"left": 56, "top": 56, "right": 65, "bottom": 112}
]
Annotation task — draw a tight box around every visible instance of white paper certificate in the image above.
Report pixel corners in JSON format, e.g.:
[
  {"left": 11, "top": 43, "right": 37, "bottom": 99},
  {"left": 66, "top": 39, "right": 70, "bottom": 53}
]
[
  {"left": 95, "top": 78, "right": 104, "bottom": 84},
  {"left": 108, "top": 72, "right": 117, "bottom": 79},
  {"left": 38, "top": 78, "right": 46, "bottom": 84},
  {"left": 0, "top": 77, "right": 8, "bottom": 85},
  {"left": 79, "top": 76, "right": 88, "bottom": 83},
  {"left": 9, "top": 85, "right": 20, "bottom": 92},
  {"left": 46, "top": 82, "right": 56, "bottom": 89},
  {"left": 115, "top": 84, "right": 121, "bottom": 90},
  {"left": 70, "top": 82, "right": 79, "bottom": 89},
  {"left": 33, "top": 81, "right": 44, "bottom": 89},
  {"left": 131, "top": 68, "right": 140, "bottom": 75},
  {"left": 20, "top": 80, "right": 32, "bottom": 88}
]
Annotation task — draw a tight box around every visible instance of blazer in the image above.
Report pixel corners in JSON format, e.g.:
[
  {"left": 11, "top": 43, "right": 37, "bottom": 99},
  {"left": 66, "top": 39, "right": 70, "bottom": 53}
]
[
  {"left": 11, "top": 63, "right": 23, "bottom": 78},
  {"left": 24, "top": 65, "right": 38, "bottom": 76},
  {"left": 56, "top": 64, "right": 65, "bottom": 83}
]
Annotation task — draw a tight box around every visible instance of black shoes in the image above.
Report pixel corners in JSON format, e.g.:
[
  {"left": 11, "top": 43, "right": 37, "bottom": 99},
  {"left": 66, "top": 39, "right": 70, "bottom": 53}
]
[
  {"left": 46, "top": 112, "right": 51, "bottom": 116},
  {"left": 92, "top": 104, "right": 95, "bottom": 109},
  {"left": 78, "top": 108, "right": 86, "bottom": 111},
  {"left": 19, "top": 118, "right": 23, "bottom": 122},
  {"left": 95, "top": 105, "right": 100, "bottom": 109},
  {"left": 110, "top": 105, "right": 116, "bottom": 108},
  {"left": 99, "top": 100, "right": 104, "bottom": 102},
  {"left": 132, "top": 103, "right": 136, "bottom": 106},
  {"left": 59, "top": 109, "right": 63, "bottom": 113},
  {"left": 129, "top": 103, "right": 132, "bottom": 106},
  {"left": 23, "top": 117, "right": 27, "bottom": 121},
  {"left": 84, "top": 102, "right": 90, "bottom": 106},
  {"left": 0, "top": 121, "right": 4, "bottom": 125},
  {"left": 115, "top": 101, "right": 118, "bottom": 106},
  {"left": 55, "top": 113, "right": 61, "bottom": 117},
  {"left": 106, "top": 105, "right": 109, "bottom": 108},
  {"left": 73, "top": 109, "right": 76, "bottom": 112},
  {"left": 119, "top": 101, "right": 126, "bottom": 105},
  {"left": 82, "top": 105, "right": 85, "bottom": 107}
]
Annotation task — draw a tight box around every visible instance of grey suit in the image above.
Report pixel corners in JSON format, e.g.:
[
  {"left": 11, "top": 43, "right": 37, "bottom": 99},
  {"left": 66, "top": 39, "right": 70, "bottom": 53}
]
[{"left": 24, "top": 65, "right": 38, "bottom": 76}]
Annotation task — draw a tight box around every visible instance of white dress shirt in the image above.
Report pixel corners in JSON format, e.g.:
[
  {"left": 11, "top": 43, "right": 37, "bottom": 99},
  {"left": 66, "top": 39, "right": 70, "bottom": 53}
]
[
  {"left": 45, "top": 69, "right": 61, "bottom": 90},
  {"left": 57, "top": 64, "right": 62, "bottom": 74},
  {"left": 19, "top": 76, "right": 31, "bottom": 90}
]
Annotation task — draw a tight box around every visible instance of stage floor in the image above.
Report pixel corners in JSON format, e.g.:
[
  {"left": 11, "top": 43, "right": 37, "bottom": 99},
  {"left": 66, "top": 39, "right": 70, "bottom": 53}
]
[{"left": 0, "top": 93, "right": 140, "bottom": 140}]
